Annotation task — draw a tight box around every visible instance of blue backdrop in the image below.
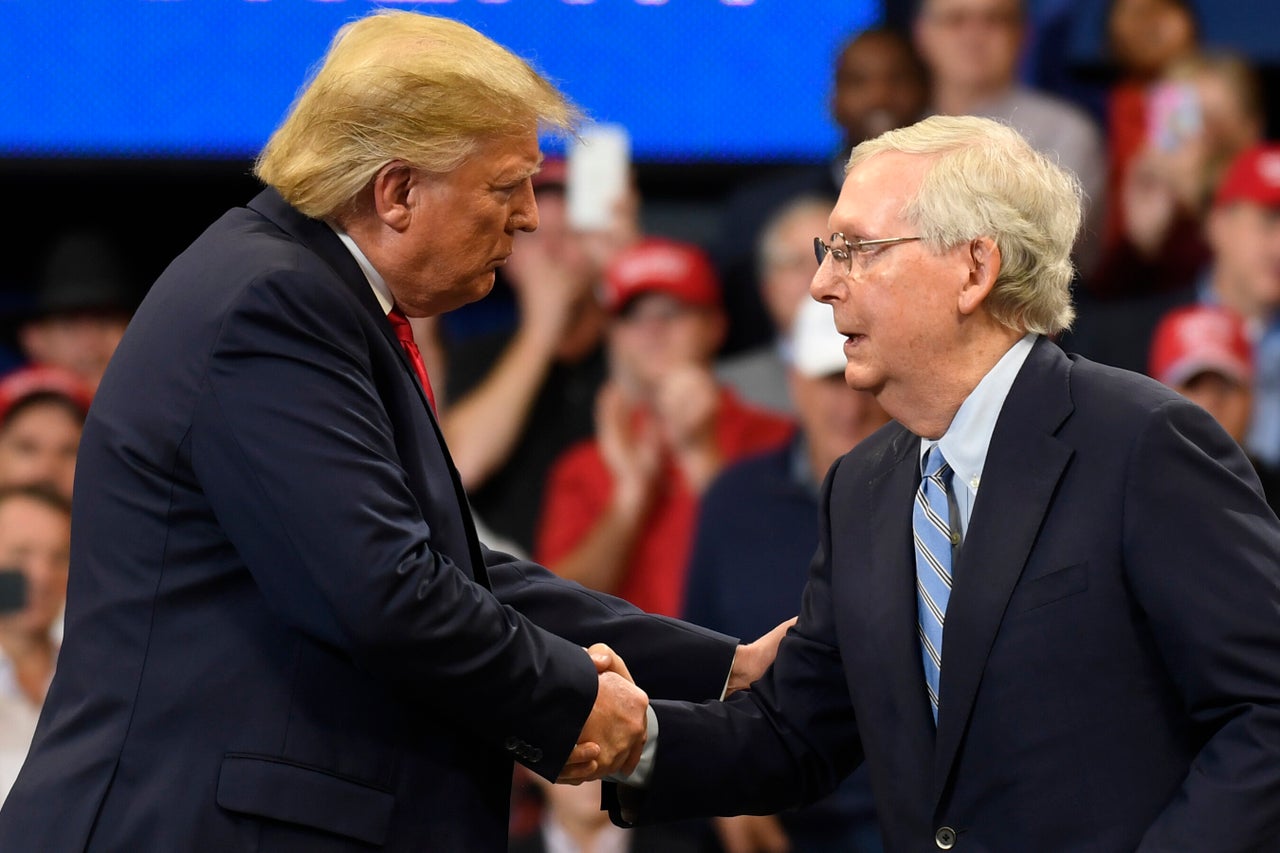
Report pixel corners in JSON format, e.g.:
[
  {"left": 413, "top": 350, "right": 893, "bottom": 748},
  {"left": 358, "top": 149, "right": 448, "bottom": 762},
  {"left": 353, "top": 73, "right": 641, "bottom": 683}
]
[{"left": 0, "top": 0, "right": 880, "bottom": 162}]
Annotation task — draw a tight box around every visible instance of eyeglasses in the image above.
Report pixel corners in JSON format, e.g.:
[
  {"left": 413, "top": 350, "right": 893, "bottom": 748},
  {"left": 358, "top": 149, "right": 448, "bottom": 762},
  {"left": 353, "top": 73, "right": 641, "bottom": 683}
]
[{"left": 814, "top": 233, "right": 923, "bottom": 275}]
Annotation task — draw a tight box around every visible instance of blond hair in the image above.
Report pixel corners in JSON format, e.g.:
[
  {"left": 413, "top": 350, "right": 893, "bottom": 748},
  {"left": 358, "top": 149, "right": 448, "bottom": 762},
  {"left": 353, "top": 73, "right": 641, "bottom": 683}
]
[
  {"left": 848, "top": 115, "right": 1080, "bottom": 335},
  {"left": 255, "top": 10, "right": 579, "bottom": 219}
]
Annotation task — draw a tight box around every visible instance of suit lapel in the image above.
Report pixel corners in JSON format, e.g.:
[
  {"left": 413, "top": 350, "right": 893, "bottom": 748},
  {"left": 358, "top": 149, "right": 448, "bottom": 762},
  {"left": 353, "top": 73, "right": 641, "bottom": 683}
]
[
  {"left": 931, "top": 339, "right": 1075, "bottom": 803},
  {"left": 246, "top": 189, "right": 489, "bottom": 583},
  {"left": 860, "top": 428, "right": 939, "bottom": 759}
]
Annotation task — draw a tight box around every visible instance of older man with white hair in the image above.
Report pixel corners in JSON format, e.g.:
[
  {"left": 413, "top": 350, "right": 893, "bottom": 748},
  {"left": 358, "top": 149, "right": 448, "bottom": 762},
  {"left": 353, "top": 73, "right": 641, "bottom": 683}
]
[{"left": 606, "top": 115, "right": 1280, "bottom": 852}]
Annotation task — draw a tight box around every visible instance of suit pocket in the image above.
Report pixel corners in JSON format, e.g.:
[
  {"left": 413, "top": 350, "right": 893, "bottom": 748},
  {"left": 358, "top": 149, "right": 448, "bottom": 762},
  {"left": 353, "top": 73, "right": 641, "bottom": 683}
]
[
  {"left": 1007, "top": 562, "right": 1089, "bottom": 614},
  {"left": 216, "top": 753, "right": 394, "bottom": 846}
]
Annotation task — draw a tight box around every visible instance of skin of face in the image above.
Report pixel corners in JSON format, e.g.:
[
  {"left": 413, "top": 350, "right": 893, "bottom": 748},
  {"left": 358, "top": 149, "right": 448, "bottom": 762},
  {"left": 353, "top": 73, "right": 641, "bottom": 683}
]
[
  {"left": 832, "top": 31, "right": 928, "bottom": 146},
  {"left": 760, "top": 207, "right": 834, "bottom": 333},
  {"left": 1108, "top": 0, "right": 1198, "bottom": 79},
  {"left": 20, "top": 314, "right": 129, "bottom": 392},
  {"left": 915, "top": 0, "right": 1023, "bottom": 96},
  {"left": 790, "top": 370, "right": 891, "bottom": 476},
  {"left": 0, "top": 400, "right": 83, "bottom": 501},
  {"left": 810, "top": 152, "right": 974, "bottom": 413},
  {"left": 1177, "top": 371, "right": 1253, "bottom": 444},
  {"left": 370, "top": 130, "right": 543, "bottom": 318},
  {"left": 1208, "top": 203, "right": 1280, "bottom": 316},
  {"left": 606, "top": 293, "right": 725, "bottom": 399},
  {"left": 0, "top": 496, "right": 71, "bottom": 638}
]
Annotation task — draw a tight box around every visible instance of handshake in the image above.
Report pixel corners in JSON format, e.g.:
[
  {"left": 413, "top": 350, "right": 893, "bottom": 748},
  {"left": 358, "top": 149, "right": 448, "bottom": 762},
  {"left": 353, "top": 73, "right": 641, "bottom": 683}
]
[{"left": 557, "top": 616, "right": 797, "bottom": 785}]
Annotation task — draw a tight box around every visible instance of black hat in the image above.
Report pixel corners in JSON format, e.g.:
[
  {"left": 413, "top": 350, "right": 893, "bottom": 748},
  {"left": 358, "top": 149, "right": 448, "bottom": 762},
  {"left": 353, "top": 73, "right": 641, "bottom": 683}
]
[{"left": 33, "top": 230, "right": 137, "bottom": 318}]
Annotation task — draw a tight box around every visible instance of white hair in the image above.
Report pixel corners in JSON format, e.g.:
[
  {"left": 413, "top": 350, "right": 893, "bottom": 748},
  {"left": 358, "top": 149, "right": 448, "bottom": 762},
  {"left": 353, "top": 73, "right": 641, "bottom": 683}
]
[{"left": 847, "top": 115, "right": 1081, "bottom": 335}]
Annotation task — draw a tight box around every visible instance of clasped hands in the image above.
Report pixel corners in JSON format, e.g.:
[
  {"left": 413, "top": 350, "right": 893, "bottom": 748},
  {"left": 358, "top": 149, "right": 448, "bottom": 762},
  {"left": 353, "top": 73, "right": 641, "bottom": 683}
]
[{"left": 556, "top": 616, "right": 798, "bottom": 785}]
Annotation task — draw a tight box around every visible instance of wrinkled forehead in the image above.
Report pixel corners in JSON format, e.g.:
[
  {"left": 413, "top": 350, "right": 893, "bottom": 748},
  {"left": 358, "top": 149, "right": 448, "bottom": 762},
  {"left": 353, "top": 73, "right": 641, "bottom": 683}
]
[{"left": 829, "top": 151, "right": 929, "bottom": 236}]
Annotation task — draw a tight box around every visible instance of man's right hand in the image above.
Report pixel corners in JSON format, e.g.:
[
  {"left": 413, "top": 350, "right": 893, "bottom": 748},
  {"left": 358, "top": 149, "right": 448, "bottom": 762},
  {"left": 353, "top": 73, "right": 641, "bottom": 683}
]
[{"left": 557, "top": 646, "right": 649, "bottom": 785}]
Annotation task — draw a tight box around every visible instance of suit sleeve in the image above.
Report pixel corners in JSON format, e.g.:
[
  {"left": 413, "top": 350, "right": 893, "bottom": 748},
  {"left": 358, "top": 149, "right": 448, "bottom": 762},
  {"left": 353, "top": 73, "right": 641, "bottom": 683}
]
[
  {"left": 483, "top": 547, "right": 739, "bottom": 701},
  {"left": 1126, "top": 399, "right": 1280, "bottom": 849},
  {"left": 606, "top": 460, "right": 863, "bottom": 824},
  {"left": 189, "top": 268, "right": 597, "bottom": 781}
]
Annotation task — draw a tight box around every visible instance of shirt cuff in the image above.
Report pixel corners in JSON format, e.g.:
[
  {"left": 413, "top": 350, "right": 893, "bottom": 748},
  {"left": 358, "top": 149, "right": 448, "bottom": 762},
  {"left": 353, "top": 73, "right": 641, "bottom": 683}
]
[{"left": 604, "top": 704, "right": 658, "bottom": 788}]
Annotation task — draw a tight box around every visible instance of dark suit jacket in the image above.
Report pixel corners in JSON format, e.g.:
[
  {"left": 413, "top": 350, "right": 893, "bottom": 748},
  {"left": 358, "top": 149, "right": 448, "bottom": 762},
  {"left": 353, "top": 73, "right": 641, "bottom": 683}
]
[
  {"left": 0, "top": 189, "right": 736, "bottom": 852},
  {"left": 616, "top": 338, "right": 1280, "bottom": 852}
]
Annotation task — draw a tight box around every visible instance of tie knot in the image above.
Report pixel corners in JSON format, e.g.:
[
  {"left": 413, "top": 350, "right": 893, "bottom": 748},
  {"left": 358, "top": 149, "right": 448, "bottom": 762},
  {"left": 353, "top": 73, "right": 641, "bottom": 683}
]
[
  {"left": 387, "top": 308, "right": 415, "bottom": 345},
  {"left": 923, "top": 446, "right": 951, "bottom": 484}
]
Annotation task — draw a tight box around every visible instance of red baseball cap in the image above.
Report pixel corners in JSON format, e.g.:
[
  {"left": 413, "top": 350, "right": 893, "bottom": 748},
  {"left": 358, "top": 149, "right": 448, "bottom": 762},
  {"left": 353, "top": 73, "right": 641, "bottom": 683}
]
[
  {"left": 0, "top": 364, "right": 93, "bottom": 425},
  {"left": 1214, "top": 144, "right": 1280, "bottom": 209},
  {"left": 1148, "top": 304, "right": 1253, "bottom": 388},
  {"left": 599, "top": 237, "right": 721, "bottom": 315}
]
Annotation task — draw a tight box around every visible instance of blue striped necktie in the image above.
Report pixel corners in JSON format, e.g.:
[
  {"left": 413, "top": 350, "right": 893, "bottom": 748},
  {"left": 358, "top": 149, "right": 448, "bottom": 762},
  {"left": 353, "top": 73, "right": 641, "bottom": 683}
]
[{"left": 914, "top": 447, "right": 955, "bottom": 723}]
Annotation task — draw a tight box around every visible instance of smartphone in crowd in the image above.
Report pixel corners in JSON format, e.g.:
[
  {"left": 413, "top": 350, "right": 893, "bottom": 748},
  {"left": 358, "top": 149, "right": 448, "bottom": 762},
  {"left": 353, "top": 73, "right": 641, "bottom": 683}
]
[
  {"left": 1147, "top": 81, "right": 1202, "bottom": 152},
  {"left": 567, "top": 122, "right": 631, "bottom": 231}
]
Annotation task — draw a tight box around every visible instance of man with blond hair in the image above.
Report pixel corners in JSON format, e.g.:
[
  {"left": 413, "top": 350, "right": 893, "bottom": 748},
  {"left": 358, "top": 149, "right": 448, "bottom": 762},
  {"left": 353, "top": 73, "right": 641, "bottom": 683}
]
[
  {"left": 0, "top": 11, "right": 789, "bottom": 852},
  {"left": 606, "top": 115, "right": 1280, "bottom": 851}
]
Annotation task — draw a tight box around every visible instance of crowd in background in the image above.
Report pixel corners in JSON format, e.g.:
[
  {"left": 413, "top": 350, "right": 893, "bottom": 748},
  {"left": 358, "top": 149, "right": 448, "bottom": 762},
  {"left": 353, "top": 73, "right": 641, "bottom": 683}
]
[{"left": 1, "top": 0, "right": 1277, "bottom": 850}]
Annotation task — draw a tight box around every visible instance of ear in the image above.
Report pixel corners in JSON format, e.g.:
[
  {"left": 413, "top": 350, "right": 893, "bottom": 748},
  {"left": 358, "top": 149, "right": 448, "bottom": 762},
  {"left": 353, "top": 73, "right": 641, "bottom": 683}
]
[
  {"left": 370, "top": 161, "right": 417, "bottom": 233},
  {"left": 958, "top": 236, "right": 1001, "bottom": 317}
]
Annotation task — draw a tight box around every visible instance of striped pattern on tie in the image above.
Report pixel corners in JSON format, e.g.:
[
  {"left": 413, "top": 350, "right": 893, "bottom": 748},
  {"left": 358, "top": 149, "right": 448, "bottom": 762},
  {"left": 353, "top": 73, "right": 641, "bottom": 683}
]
[{"left": 913, "top": 447, "right": 954, "bottom": 723}]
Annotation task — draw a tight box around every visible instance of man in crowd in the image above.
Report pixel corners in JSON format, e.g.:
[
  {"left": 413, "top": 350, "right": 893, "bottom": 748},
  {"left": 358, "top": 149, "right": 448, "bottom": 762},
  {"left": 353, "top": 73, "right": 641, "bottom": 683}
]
[
  {"left": 717, "top": 196, "right": 835, "bottom": 415},
  {"left": 606, "top": 115, "right": 1280, "bottom": 851},
  {"left": 0, "top": 12, "right": 789, "bottom": 851},
  {"left": 1148, "top": 303, "right": 1280, "bottom": 513},
  {"left": 537, "top": 237, "right": 794, "bottom": 618},
  {"left": 0, "top": 365, "right": 92, "bottom": 502},
  {"left": 18, "top": 229, "right": 137, "bottom": 395},
  {"left": 442, "top": 157, "right": 632, "bottom": 553},
  {"left": 713, "top": 26, "right": 928, "bottom": 356},
  {"left": 914, "top": 0, "right": 1105, "bottom": 272},
  {"left": 686, "top": 296, "right": 890, "bottom": 853},
  {"left": 1198, "top": 144, "right": 1280, "bottom": 467}
]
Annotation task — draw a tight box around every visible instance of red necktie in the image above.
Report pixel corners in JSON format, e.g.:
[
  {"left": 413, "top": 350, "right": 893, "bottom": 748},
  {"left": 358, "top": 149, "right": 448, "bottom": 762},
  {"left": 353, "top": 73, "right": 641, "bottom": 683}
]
[{"left": 387, "top": 307, "right": 437, "bottom": 412}]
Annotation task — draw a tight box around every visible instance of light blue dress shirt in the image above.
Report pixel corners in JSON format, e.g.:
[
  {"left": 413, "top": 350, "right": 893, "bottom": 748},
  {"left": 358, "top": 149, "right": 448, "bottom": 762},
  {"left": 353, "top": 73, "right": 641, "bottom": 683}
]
[{"left": 919, "top": 335, "right": 1038, "bottom": 541}]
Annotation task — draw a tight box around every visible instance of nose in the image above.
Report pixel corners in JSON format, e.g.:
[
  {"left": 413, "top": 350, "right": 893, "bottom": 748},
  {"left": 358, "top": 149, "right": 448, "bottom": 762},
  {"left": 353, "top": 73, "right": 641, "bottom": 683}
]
[
  {"left": 510, "top": 180, "right": 539, "bottom": 233},
  {"left": 810, "top": 260, "right": 844, "bottom": 305}
]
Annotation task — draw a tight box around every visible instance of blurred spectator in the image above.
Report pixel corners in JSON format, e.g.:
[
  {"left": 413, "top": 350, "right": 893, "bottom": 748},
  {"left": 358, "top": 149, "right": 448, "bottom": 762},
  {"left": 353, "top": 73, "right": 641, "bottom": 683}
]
[
  {"left": 914, "top": 0, "right": 1106, "bottom": 273},
  {"left": 1203, "top": 144, "right": 1280, "bottom": 466},
  {"left": 19, "top": 230, "right": 138, "bottom": 394},
  {"left": 536, "top": 238, "right": 793, "bottom": 618},
  {"left": 1148, "top": 304, "right": 1280, "bottom": 512},
  {"left": 1102, "top": 0, "right": 1201, "bottom": 252},
  {"left": 443, "top": 157, "right": 637, "bottom": 553},
  {"left": 0, "top": 485, "right": 72, "bottom": 804},
  {"left": 717, "top": 196, "right": 833, "bottom": 415},
  {"left": 0, "top": 365, "right": 92, "bottom": 502},
  {"left": 509, "top": 773, "right": 703, "bottom": 853},
  {"left": 713, "top": 27, "right": 928, "bottom": 357},
  {"left": 1088, "top": 51, "right": 1264, "bottom": 298},
  {"left": 1063, "top": 142, "right": 1280, "bottom": 393},
  {"left": 685, "top": 296, "right": 890, "bottom": 853}
]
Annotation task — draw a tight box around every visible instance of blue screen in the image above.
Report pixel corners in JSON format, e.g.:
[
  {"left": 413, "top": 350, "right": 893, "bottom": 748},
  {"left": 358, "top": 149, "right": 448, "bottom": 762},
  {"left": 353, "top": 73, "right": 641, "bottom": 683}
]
[{"left": 0, "top": 1, "right": 880, "bottom": 162}]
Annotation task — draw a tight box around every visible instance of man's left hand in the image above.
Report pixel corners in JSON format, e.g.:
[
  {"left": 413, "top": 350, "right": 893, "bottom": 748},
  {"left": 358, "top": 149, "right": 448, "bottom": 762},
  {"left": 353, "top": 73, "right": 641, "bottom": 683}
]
[{"left": 727, "top": 616, "right": 797, "bottom": 696}]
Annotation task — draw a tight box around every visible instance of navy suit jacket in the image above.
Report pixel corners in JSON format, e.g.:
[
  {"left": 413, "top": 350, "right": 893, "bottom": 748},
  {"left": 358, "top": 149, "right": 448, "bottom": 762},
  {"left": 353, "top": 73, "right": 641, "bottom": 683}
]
[
  {"left": 0, "top": 189, "right": 736, "bottom": 852},
  {"left": 617, "top": 338, "right": 1280, "bottom": 852}
]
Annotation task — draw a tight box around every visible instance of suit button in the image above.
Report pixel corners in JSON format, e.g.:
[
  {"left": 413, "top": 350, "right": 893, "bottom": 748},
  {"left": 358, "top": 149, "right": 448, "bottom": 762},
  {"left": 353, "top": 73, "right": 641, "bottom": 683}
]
[
  {"left": 529, "top": 748, "right": 543, "bottom": 762},
  {"left": 504, "top": 736, "right": 519, "bottom": 752},
  {"left": 935, "top": 826, "right": 957, "bottom": 849}
]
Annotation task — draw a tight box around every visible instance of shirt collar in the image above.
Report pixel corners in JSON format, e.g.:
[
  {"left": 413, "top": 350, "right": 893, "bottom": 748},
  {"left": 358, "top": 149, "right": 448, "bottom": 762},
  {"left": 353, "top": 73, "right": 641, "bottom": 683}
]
[
  {"left": 919, "top": 333, "right": 1037, "bottom": 496},
  {"left": 330, "top": 224, "right": 394, "bottom": 315}
]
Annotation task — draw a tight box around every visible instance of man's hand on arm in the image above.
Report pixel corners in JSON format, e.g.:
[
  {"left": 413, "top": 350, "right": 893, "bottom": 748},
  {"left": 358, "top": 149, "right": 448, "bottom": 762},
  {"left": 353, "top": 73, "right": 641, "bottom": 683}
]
[
  {"left": 727, "top": 616, "right": 797, "bottom": 696},
  {"left": 557, "top": 643, "right": 649, "bottom": 785}
]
